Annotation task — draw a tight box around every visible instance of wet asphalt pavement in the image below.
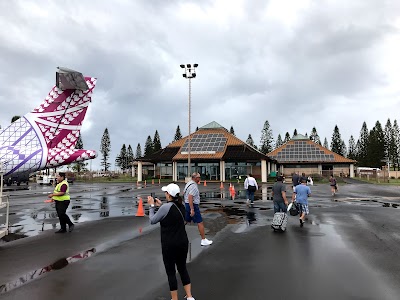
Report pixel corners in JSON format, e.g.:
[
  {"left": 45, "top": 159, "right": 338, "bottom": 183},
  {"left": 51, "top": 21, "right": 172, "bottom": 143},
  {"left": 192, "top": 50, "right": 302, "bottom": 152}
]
[{"left": 0, "top": 180, "right": 400, "bottom": 299}]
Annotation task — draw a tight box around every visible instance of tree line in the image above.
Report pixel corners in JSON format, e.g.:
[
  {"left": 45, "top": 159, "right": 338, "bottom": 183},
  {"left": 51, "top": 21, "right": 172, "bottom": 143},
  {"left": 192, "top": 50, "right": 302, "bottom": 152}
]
[{"left": 97, "top": 118, "right": 400, "bottom": 172}]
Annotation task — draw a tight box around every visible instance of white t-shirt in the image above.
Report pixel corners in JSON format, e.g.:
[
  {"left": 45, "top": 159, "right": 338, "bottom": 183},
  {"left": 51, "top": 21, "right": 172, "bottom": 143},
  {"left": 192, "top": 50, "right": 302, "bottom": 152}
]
[{"left": 244, "top": 176, "right": 258, "bottom": 190}]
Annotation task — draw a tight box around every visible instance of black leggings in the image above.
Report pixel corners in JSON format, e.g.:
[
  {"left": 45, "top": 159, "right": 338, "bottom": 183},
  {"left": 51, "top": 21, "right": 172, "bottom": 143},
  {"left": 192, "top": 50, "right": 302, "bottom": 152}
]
[
  {"left": 55, "top": 200, "right": 73, "bottom": 230},
  {"left": 162, "top": 243, "right": 191, "bottom": 291}
]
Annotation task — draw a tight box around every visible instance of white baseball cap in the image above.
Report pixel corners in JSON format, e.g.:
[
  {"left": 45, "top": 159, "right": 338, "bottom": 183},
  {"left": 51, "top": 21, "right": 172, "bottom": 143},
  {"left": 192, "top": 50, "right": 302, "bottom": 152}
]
[{"left": 161, "top": 183, "right": 180, "bottom": 197}]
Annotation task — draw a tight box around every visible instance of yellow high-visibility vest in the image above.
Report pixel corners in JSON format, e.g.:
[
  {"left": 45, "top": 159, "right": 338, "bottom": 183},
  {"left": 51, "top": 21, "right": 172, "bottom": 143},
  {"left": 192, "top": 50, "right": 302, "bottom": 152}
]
[{"left": 52, "top": 180, "right": 70, "bottom": 201}]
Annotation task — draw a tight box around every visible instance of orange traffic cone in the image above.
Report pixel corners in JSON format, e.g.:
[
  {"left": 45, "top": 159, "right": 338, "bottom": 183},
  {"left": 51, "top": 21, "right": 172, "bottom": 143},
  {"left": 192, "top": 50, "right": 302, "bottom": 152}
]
[
  {"left": 204, "top": 180, "right": 207, "bottom": 187},
  {"left": 136, "top": 197, "right": 145, "bottom": 217},
  {"left": 230, "top": 184, "right": 236, "bottom": 200},
  {"left": 220, "top": 182, "right": 224, "bottom": 189}
]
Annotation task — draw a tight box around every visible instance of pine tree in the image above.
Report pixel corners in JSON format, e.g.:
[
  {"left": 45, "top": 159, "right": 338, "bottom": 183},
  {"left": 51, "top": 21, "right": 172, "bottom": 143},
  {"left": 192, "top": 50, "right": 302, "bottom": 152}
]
[
  {"left": 347, "top": 136, "right": 357, "bottom": 160},
  {"left": 174, "top": 125, "right": 182, "bottom": 141},
  {"left": 275, "top": 134, "right": 283, "bottom": 149},
  {"left": 127, "top": 144, "right": 134, "bottom": 173},
  {"left": 144, "top": 135, "right": 154, "bottom": 157},
  {"left": 310, "top": 127, "right": 321, "bottom": 144},
  {"left": 330, "top": 125, "right": 343, "bottom": 155},
  {"left": 393, "top": 120, "right": 400, "bottom": 170},
  {"left": 293, "top": 129, "right": 298, "bottom": 137},
  {"left": 115, "top": 144, "right": 128, "bottom": 172},
  {"left": 246, "top": 134, "right": 255, "bottom": 148},
  {"left": 11, "top": 116, "right": 21, "bottom": 123},
  {"left": 341, "top": 140, "right": 347, "bottom": 157},
  {"left": 384, "top": 119, "right": 396, "bottom": 169},
  {"left": 71, "top": 134, "right": 87, "bottom": 173},
  {"left": 260, "top": 120, "right": 274, "bottom": 154},
  {"left": 323, "top": 138, "right": 329, "bottom": 149},
  {"left": 136, "top": 143, "right": 142, "bottom": 158},
  {"left": 357, "top": 122, "right": 369, "bottom": 166},
  {"left": 229, "top": 126, "right": 235, "bottom": 136},
  {"left": 366, "top": 121, "right": 385, "bottom": 168},
  {"left": 153, "top": 130, "right": 162, "bottom": 152},
  {"left": 100, "top": 128, "right": 111, "bottom": 172},
  {"left": 284, "top": 132, "right": 291, "bottom": 143}
]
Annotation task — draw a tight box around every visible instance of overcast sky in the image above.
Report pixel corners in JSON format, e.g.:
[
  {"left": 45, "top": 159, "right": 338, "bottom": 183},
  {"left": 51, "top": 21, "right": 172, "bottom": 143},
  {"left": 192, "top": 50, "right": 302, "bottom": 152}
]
[{"left": 1, "top": 0, "right": 399, "bottom": 170}]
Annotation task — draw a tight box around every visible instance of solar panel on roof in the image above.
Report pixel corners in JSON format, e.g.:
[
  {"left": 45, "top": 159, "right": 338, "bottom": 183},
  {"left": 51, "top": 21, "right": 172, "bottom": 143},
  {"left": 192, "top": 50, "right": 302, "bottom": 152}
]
[
  {"left": 181, "top": 133, "right": 227, "bottom": 154},
  {"left": 275, "top": 142, "right": 337, "bottom": 162}
]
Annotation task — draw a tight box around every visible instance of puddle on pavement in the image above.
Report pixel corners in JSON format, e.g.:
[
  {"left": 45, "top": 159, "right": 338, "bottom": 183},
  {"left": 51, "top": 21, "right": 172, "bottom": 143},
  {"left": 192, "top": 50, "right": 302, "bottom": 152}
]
[
  {"left": 0, "top": 248, "right": 96, "bottom": 294},
  {"left": 2, "top": 196, "right": 140, "bottom": 240},
  {"left": 344, "top": 199, "right": 400, "bottom": 209}
]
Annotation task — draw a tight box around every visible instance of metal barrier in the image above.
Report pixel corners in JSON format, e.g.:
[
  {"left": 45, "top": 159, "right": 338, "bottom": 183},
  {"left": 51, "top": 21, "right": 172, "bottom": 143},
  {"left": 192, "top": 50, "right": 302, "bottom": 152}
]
[{"left": 0, "top": 163, "right": 10, "bottom": 238}]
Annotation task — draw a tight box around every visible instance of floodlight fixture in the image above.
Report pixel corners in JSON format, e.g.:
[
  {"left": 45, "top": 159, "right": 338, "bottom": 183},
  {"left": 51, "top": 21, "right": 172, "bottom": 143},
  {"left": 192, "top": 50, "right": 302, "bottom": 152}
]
[
  {"left": 187, "top": 64, "right": 191, "bottom": 68},
  {"left": 194, "top": 64, "right": 198, "bottom": 67},
  {"left": 180, "top": 64, "right": 185, "bottom": 68}
]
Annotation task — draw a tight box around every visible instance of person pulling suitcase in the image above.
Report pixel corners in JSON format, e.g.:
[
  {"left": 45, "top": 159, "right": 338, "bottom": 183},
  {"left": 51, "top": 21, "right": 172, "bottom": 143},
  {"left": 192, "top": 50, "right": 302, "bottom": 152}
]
[{"left": 271, "top": 175, "right": 289, "bottom": 232}]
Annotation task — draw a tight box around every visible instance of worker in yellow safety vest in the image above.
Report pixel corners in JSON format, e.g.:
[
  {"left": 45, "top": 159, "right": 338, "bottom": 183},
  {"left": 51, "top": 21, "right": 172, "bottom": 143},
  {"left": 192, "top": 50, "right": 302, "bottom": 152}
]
[{"left": 48, "top": 172, "right": 74, "bottom": 233}]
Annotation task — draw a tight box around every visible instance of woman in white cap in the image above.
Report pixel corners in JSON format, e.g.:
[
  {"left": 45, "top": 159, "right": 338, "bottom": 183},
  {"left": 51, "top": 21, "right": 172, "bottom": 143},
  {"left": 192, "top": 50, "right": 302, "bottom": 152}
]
[{"left": 147, "top": 183, "right": 195, "bottom": 300}]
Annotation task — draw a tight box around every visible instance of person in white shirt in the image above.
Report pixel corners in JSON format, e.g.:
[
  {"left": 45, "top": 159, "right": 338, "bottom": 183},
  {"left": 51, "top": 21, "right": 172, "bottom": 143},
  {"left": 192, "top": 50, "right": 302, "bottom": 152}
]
[{"left": 244, "top": 174, "right": 258, "bottom": 205}]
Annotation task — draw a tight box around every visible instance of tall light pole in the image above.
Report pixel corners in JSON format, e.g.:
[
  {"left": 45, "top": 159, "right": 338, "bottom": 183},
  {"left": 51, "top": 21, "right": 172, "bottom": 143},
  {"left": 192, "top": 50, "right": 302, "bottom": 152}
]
[{"left": 180, "top": 63, "right": 198, "bottom": 179}]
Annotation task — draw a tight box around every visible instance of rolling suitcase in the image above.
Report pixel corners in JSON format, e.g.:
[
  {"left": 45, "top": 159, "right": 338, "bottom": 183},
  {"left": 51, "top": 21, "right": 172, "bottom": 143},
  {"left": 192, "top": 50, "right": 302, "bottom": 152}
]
[{"left": 271, "top": 212, "right": 288, "bottom": 232}]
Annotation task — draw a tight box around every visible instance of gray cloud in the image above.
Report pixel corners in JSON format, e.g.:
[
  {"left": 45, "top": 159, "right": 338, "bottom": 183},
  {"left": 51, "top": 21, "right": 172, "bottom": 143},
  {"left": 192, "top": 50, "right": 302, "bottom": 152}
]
[{"left": 1, "top": 0, "right": 399, "bottom": 169}]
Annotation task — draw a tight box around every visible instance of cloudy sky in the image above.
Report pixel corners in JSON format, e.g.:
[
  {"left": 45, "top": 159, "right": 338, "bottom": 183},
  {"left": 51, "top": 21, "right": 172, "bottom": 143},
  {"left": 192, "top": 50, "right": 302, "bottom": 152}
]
[{"left": 1, "top": 0, "right": 399, "bottom": 170}]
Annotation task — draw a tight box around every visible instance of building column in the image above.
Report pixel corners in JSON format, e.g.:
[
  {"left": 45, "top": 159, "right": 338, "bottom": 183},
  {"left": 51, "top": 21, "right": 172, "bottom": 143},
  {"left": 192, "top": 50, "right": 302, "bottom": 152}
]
[
  {"left": 318, "top": 164, "right": 322, "bottom": 175},
  {"left": 173, "top": 161, "right": 177, "bottom": 181},
  {"left": 261, "top": 160, "right": 267, "bottom": 183},
  {"left": 350, "top": 164, "right": 354, "bottom": 178},
  {"left": 220, "top": 161, "right": 225, "bottom": 182},
  {"left": 137, "top": 161, "right": 143, "bottom": 182},
  {"left": 267, "top": 161, "right": 271, "bottom": 176}
]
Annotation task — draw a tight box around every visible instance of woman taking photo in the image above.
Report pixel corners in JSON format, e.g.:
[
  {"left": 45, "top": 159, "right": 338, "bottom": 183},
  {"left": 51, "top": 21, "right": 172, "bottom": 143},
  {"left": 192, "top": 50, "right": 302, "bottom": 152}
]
[{"left": 147, "top": 183, "right": 195, "bottom": 300}]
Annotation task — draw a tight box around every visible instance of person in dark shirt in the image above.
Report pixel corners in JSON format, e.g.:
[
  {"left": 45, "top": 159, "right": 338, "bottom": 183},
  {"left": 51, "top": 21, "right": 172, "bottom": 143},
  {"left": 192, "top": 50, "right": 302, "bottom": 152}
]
[
  {"left": 147, "top": 183, "right": 195, "bottom": 300},
  {"left": 272, "top": 175, "right": 289, "bottom": 213}
]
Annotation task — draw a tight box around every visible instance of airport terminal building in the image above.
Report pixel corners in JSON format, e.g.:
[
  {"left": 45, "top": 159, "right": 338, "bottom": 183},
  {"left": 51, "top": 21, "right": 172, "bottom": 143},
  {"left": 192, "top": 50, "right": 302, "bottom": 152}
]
[
  {"left": 136, "top": 122, "right": 277, "bottom": 182},
  {"left": 267, "top": 134, "right": 357, "bottom": 177}
]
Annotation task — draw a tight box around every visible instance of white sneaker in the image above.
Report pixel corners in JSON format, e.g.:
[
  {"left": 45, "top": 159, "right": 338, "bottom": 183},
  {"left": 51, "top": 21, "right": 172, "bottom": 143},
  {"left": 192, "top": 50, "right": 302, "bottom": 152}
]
[
  {"left": 185, "top": 297, "right": 195, "bottom": 300},
  {"left": 201, "top": 238, "right": 213, "bottom": 246}
]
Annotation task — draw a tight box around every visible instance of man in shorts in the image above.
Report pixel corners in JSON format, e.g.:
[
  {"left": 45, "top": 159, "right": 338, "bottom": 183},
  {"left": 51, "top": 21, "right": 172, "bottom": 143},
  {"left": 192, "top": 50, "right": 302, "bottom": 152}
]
[
  {"left": 184, "top": 172, "right": 213, "bottom": 246},
  {"left": 293, "top": 178, "right": 311, "bottom": 227}
]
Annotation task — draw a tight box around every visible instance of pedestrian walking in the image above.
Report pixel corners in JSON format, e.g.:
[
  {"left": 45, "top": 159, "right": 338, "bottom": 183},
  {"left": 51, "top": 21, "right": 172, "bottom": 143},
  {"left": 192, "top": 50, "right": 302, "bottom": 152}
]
[
  {"left": 184, "top": 172, "right": 213, "bottom": 246},
  {"left": 48, "top": 172, "right": 74, "bottom": 233},
  {"left": 147, "top": 183, "right": 195, "bottom": 300},
  {"left": 292, "top": 172, "right": 300, "bottom": 201},
  {"left": 272, "top": 175, "right": 289, "bottom": 213},
  {"left": 294, "top": 178, "right": 311, "bottom": 227},
  {"left": 244, "top": 173, "right": 258, "bottom": 205},
  {"left": 329, "top": 175, "right": 338, "bottom": 196}
]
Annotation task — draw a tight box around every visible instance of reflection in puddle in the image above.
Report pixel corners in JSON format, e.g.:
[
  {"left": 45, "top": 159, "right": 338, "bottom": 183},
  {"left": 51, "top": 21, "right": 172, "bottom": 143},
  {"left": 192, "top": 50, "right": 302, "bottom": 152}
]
[{"left": 0, "top": 248, "right": 96, "bottom": 294}]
